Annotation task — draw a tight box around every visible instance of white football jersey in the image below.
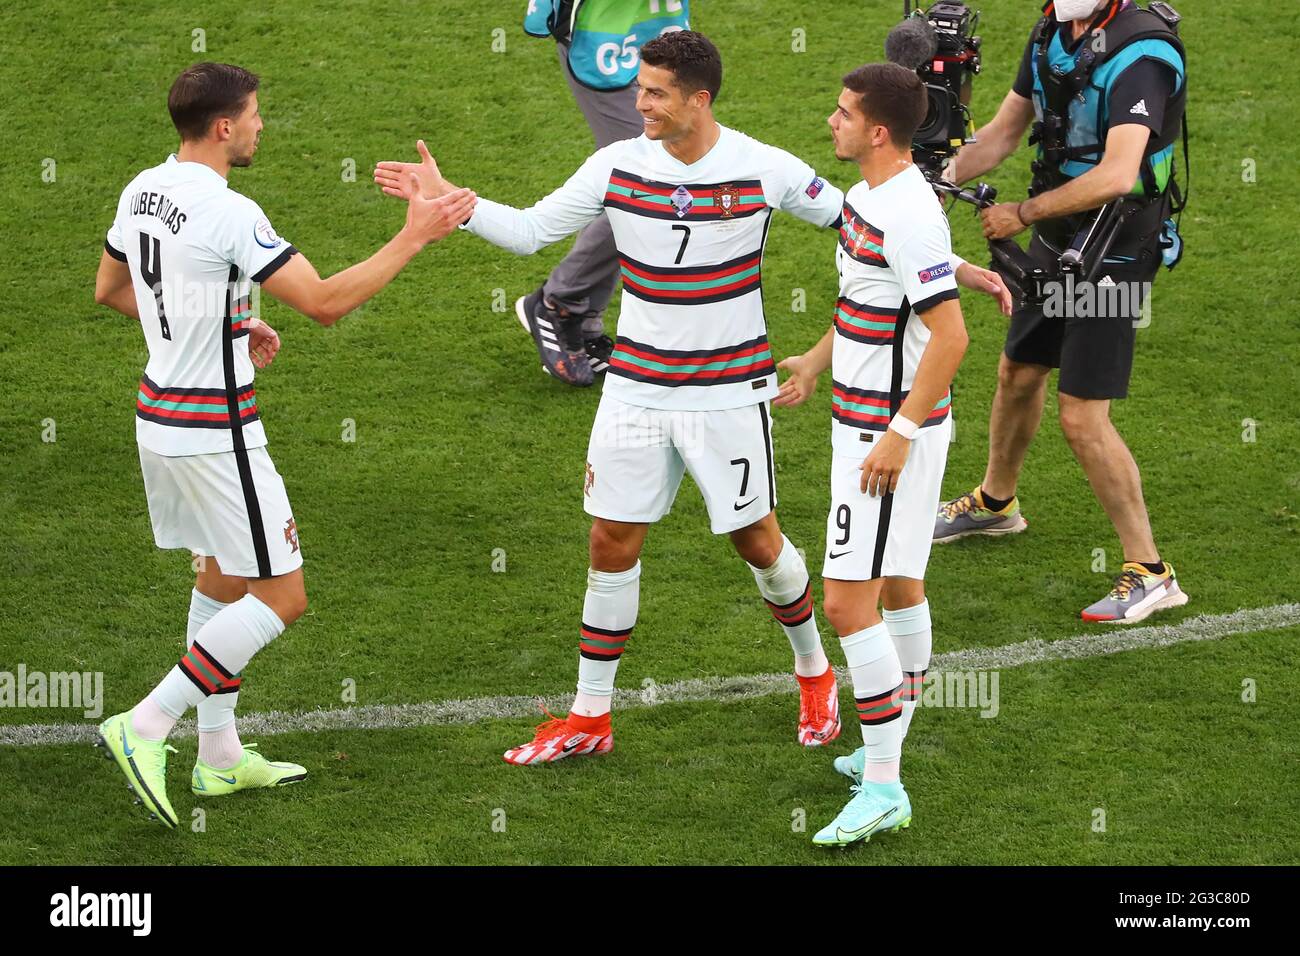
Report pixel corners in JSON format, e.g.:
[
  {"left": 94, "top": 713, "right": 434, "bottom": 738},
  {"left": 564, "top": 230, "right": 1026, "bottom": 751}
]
[
  {"left": 830, "top": 165, "right": 958, "bottom": 455},
  {"left": 465, "top": 126, "right": 844, "bottom": 410},
  {"left": 105, "top": 155, "right": 298, "bottom": 456}
]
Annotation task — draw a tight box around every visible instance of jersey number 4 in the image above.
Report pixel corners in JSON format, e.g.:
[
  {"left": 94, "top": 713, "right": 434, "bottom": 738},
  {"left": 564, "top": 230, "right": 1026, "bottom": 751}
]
[{"left": 136, "top": 232, "right": 172, "bottom": 340}]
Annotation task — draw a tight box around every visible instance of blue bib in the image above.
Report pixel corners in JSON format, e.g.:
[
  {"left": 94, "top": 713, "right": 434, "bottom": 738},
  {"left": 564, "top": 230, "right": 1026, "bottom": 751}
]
[{"left": 524, "top": 1, "right": 691, "bottom": 91}]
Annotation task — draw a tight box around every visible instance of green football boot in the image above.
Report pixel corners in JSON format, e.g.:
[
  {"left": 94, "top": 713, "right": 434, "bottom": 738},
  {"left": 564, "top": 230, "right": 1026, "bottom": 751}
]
[
  {"left": 812, "top": 780, "right": 912, "bottom": 848},
  {"left": 95, "top": 710, "right": 179, "bottom": 829},
  {"left": 192, "top": 744, "right": 307, "bottom": 796}
]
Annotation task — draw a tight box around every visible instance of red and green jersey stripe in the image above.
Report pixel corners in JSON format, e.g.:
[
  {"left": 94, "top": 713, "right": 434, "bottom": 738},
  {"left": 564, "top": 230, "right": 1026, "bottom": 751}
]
[
  {"left": 579, "top": 623, "right": 632, "bottom": 661},
  {"left": 619, "top": 249, "right": 763, "bottom": 305},
  {"left": 855, "top": 685, "right": 903, "bottom": 725},
  {"left": 839, "top": 201, "right": 887, "bottom": 267},
  {"left": 609, "top": 334, "right": 776, "bottom": 388},
  {"left": 230, "top": 295, "right": 252, "bottom": 338},
  {"left": 604, "top": 169, "right": 767, "bottom": 222},
  {"left": 834, "top": 297, "right": 905, "bottom": 346},
  {"left": 831, "top": 380, "right": 951, "bottom": 432},
  {"left": 136, "top": 374, "right": 259, "bottom": 430}
]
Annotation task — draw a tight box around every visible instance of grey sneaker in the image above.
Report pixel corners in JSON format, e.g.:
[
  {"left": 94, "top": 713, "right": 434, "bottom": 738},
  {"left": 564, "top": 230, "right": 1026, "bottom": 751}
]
[
  {"left": 514, "top": 288, "right": 594, "bottom": 387},
  {"left": 1081, "top": 562, "right": 1188, "bottom": 624},
  {"left": 934, "top": 487, "right": 1028, "bottom": 543},
  {"left": 584, "top": 332, "right": 613, "bottom": 374}
]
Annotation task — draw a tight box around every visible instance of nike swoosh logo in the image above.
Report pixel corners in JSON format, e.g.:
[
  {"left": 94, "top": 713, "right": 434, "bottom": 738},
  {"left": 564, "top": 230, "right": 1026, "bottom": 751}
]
[
  {"left": 561, "top": 735, "right": 586, "bottom": 753},
  {"left": 828, "top": 550, "right": 853, "bottom": 559},
  {"left": 214, "top": 774, "right": 238, "bottom": 785},
  {"left": 630, "top": 191, "right": 651, "bottom": 200},
  {"left": 733, "top": 497, "right": 758, "bottom": 511},
  {"left": 120, "top": 725, "right": 134, "bottom": 757},
  {"left": 837, "top": 806, "right": 897, "bottom": 841}
]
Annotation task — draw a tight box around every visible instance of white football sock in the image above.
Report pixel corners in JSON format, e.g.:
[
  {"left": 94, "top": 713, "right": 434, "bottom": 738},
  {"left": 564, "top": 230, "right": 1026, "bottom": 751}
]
[
  {"left": 573, "top": 562, "right": 640, "bottom": 718},
  {"left": 884, "top": 599, "right": 932, "bottom": 740},
  {"left": 839, "top": 621, "right": 904, "bottom": 784},
  {"left": 198, "top": 723, "right": 245, "bottom": 769},
  {"left": 133, "top": 595, "right": 284, "bottom": 740},
  {"left": 187, "top": 590, "right": 244, "bottom": 760},
  {"left": 751, "top": 535, "right": 828, "bottom": 677}
]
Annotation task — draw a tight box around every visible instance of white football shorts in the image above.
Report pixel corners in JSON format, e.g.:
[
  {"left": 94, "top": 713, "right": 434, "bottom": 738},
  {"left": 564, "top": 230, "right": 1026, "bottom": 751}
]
[
  {"left": 822, "top": 417, "right": 951, "bottom": 581},
  {"left": 139, "top": 444, "right": 303, "bottom": 578},
  {"left": 583, "top": 392, "right": 777, "bottom": 534}
]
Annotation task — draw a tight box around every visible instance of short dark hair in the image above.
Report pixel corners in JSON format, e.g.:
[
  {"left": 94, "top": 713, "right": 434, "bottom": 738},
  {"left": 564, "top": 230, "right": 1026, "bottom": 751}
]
[
  {"left": 168, "top": 63, "right": 260, "bottom": 142},
  {"left": 640, "top": 30, "right": 722, "bottom": 104},
  {"left": 841, "top": 62, "right": 925, "bottom": 149}
]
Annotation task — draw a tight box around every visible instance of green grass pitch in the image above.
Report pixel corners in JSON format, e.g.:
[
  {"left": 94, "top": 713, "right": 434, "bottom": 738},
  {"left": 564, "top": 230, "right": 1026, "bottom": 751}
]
[{"left": 1, "top": 0, "right": 1297, "bottom": 864}]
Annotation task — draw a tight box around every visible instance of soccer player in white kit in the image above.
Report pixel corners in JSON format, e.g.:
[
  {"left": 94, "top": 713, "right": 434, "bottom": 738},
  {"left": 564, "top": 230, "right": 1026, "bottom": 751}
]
[
  {"left": 92, "top": 62, "right": 476, "bottom": 827},
  {"left": 777, "top": 63, "right": 995, "bottom": 847},
  {"left": 378, "top": 31, "right": 852, "bottom": 760}
]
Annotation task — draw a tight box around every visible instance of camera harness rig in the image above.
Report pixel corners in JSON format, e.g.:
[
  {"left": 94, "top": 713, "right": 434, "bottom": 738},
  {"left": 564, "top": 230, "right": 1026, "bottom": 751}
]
[{"left": 944, "top": 1, "right": 1190, "bottom": 304}]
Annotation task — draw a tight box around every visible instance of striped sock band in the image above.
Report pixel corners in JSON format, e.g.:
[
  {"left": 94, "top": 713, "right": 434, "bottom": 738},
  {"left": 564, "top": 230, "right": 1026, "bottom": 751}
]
[
  {"left": 188, "top": 589, "right": 242, "bottom": 732},
  {"left": 900, "top": 670, "right": 927, "bottom": 703},
  {"left": 179, "top": 641, "right": 234, "bottom": 696},
  {"left": 144, "top": 595, "right": 283, "bottom": 718},
  {"left": 855, "top": 685, "right": 904, "bottom": 726},
  {"left": 764, "top": 584, "right": 814, "bottom": 627},
  {"left": 574, "top": 563, "right": 641, "bottom": 715},
  {"left": 579, "top": 624, "right": 632, "bottom": 662},
  {"left": 752, "top": 537, "right": 826, "bottom": 676},
  {"left": 884, "top": 600, "right": 932, "bottom": 740},
  {"left": 840, "top": 621, "right": 904, "bottom": 780}
]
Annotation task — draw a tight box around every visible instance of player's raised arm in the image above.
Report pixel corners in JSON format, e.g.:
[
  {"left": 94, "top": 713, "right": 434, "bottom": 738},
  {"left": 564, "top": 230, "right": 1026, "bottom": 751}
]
[
  {"left": 374, "top": 140, "right": 607, "bottom": 256},
  {"left": 763, "top": 145, "right": 846, "bottom": 228},
  {"left": 260, "top": 177, "right": 476, "bottom": 326}
]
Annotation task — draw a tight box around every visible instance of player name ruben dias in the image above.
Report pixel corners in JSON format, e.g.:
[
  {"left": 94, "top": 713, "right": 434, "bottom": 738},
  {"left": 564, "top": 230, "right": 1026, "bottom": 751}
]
[{"left": 127, "top": 189, "right": 187, "bottom": 235}]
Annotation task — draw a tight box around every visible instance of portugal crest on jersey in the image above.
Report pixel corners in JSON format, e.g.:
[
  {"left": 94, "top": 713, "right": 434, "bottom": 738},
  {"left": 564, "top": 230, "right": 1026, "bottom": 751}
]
[
  {"left": 713, "top": 184, "right": 738, "bottom": 219},
  {"left": 670, "top": 185, "right": 693, "bottom": 218}
]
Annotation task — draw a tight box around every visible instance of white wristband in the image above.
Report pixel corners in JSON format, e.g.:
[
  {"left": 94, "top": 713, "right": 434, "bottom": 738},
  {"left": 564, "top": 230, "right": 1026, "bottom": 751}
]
[{"left": 888, "top": 414, "right": 920, "bottom": 440}]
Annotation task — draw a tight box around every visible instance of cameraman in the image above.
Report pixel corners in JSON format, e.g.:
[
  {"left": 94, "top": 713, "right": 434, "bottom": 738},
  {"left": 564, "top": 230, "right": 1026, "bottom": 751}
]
[{"left": 934, "top": 0, "right": 1188, "bottom": 623}]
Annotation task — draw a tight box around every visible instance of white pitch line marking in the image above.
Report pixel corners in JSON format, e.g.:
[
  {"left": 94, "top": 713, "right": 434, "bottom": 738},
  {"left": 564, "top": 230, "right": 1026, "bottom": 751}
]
[{"left": 1, "top": 603, "right": 1296, "bottom": 748}]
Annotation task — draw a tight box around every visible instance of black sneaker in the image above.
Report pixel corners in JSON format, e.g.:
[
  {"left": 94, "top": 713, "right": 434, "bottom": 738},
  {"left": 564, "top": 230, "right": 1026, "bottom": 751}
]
[
  {"left": 514, "top": 287, "right": 594, "bottom": 387},
  {"left": 584, "top": 333, "right": 613, "bottom": 374}
]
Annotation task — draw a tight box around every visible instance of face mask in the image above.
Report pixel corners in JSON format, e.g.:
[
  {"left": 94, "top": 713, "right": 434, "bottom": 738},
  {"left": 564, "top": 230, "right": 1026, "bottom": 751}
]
[{"left": 1054, "top": 0, "right": 1106, "bottom": 22}]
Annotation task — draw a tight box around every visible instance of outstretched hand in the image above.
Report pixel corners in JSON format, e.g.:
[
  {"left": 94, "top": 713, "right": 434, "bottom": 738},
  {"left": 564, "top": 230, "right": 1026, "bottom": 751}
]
[
  {"left": 403, "top": 173, "right": 476, "bottom": 245},
  {"left": 955, "top": 261, "right": 1014, "bottom": 317},
  {"left": 375, "top": 139, "right": 448, "bottom": 200},
  {"left": 774, "top": 354, "right": 818, "bottom": 408}
]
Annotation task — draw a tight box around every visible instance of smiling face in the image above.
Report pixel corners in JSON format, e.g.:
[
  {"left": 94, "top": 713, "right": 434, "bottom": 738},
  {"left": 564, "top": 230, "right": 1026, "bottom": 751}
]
[{"left": 635, "top": 62, "right": 708, "bottom": 143}]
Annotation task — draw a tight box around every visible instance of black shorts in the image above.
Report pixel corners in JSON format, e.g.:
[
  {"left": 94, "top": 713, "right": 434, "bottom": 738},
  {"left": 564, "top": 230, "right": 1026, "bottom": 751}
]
[{"left": 1003, "top": 230, "right": 1162, "bottom": 400}]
